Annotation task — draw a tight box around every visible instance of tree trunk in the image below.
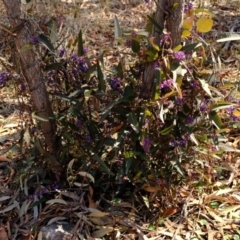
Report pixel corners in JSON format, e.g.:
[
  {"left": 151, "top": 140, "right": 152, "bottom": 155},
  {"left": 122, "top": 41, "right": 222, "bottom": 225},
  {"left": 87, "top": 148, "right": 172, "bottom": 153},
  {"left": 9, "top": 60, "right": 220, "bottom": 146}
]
[
  {"left": 141, "top": 0, "right": 183, "bottom": 99},
  {"left": 2, "top": 0, "right": 58, "bottom": 154},
  {"left": 166, "top": 0, "right": 184, "bottom": 47}
]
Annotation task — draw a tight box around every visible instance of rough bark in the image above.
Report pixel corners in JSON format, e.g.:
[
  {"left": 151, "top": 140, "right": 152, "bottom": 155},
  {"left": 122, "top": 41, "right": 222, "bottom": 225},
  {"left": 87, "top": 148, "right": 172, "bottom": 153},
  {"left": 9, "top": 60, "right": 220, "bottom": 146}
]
[
  {"left": 141, "top": 0, "right": 183, "bottom": 99},
  {"left": 166, "top": 0, "right": 184, "bottom": 47},
  {"left": 2, "top": 0, "right": 58, "bottom": 154}
]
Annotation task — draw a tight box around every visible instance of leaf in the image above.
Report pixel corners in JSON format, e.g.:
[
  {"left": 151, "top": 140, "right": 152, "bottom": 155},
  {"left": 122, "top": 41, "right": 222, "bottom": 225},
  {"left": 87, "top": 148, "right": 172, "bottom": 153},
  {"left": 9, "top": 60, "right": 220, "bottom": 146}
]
[
  {"left": 49, "top": 18, "right": 58, "bottom": 44},
  {"left": 149, "top": 37, "right": 159, "bottom": 51},
  {"left": 0, "top": 201, "right": 19, "bottom": 213},
  {"left": 46, "top": 199, "right": 68, "bottom": 205},
  {"left": 210, "top": 101, "right": 235, "bottom": 111},
  {"left": 198, "top": 78, "right": 212, "bottom": 98},
  {"left": 32, "top": 112, "right": 49, "bottom": 122},
  {"left": 217, "top": 35, "right": 240, "bottom": 43},
  {"left": 183, "top": 17, "right": 193, "bottom": 31},
  {"left": 38, "top": 34, "right": 55, "bottom": 52},
  {"left": 181, "top": 29, "right": 191, "bottom": 38},
  {"left": 20, "top": 44, "right": 33, "bottom": 52},
  {"left": 147, "top": 15, "right": 163, "bottom": 34},
  {"left": 77, "top": 30, "right": 84, "bottom": 56},
  {"left": 196, "top": 17, "right": 213, "bottom": 33},
  {"left": 131, "top": 39, "right": 140, "bottom": 53},
  {"left": 209, "top": 111, "right": 223, "bottom": 129},
  {"left": 92, "top": 227, "right": 113, "bottom": 238},
  {"left": 128, "top": 112, "right": 139, "bottom": 133},
  {"left": 77, "top": 171, "right": 95, "bottom": 183},
  {"left": 194, "top": 8, "right": 216, "bottom": 17},
  {"left": 97, "top": 62, "right": 106, "bottom": 93},
  {"left": 181, "top": 43, "right": 202, "bottom": 51},
  {"left": 160, "top": 125, "right": 174, "bottom": 135},
  {"left": 162, "top": 207, "right": 179, "bottom": 217},
  {"left": 89, "top": 212, "right": 109, "bottom": 217},
  {"left": 114, "top": 16, "right": 122, "bottom": 39},
  {"left": 142, "top": 184, "right": 160, "bottom": 192},
  {"left": 92, "top": 153, "right": 114, "bottom": 175}
]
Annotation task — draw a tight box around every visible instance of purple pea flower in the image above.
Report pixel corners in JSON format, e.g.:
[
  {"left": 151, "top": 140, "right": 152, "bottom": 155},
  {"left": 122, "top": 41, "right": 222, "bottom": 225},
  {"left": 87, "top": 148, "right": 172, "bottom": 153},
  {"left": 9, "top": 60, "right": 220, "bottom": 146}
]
[
  {"left": 30, "top": 35, "right": 40, "bottom": 44},
  {"left": 173, "top": 51, "right": 186, "bottom": 61},
  {"left": 160, "top": 79, "right": 173, "bottom": 89},
  {"left": 142, "top": 138, "right": 151, "bottom": 152},
  {"left": 0, "top": 72, "right": 8, "bottom": 85}
]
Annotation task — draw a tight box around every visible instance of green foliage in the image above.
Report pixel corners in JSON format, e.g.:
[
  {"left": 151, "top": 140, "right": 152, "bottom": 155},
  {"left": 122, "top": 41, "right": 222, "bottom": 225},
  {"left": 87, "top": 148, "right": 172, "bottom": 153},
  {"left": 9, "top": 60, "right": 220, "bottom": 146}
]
[{"left": 10, "top": 1, "right": 240, "bottom": 200}]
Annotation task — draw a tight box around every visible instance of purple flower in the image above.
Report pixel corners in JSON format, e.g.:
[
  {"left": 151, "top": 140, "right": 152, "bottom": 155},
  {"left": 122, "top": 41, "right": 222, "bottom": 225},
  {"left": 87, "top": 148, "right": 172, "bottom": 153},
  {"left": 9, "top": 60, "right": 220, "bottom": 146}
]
[
  {"left": 125, "top": 39, "right": 132, "bottom": 48},
  {"left": 153, "top": 61, "right": 159, "bottom": 70},
  {"left": 85, "top": 135, "right": 92, "bottom": 143},
  {"left": 76, "top": 119, "right": 82, "bottom": 127},
  {"left": 51, "top": 183, "right": 59, "bottom": 190},
  {"left": 131, "top": 31, "right": 137, "bottom": 38},
  {"left": 83, "top": 47, "right": 88, "bottom": 54},
  {"left": 142, "top": 138, "right": 151, "bottom": 152},
  {"left": 173, "top": 51, "right": 186, "bottom": 61},
  {"left": 71, "top": 54, "right": 89, "bottom": 73},
  {"left": 160, "top": 79, "right": 173, "bottom": 89},
  {"left": 170, "top": 138, "right": 186, "bottom": 147},
  {"left": 200, "top": 103, "right": 208, "bottom": 112},
  {"left": 175, "top": 97, "right": 185, "bottom": 105},
  {"left": 184, "top": 3, "right": 193, "bottom": 13},
  {"left": 186, "top": 116, "right": 194, "bottom": 124},
  {"left": 59, "top": 48, "right": 66, "bottom": 57},
  {"left": 110, "top": 77, "right": 121, "bottom": 90},
  {"left": 191, "top": 81, "right": 199, "bottom": 88},
  {"left": 30, "top": 35, "right": 40, "bottom": 44},
  {"left": 0, "top": 72, "right": 8, "bottom": 85},
  {"left": 144, "top": 0, "right": 150, "bottom": 3}
]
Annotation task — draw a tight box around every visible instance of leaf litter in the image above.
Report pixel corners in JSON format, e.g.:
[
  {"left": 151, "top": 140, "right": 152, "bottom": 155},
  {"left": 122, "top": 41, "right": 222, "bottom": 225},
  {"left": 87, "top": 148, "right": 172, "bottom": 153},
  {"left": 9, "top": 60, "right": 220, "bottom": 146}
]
[{"left": 1, "top": 0, "right": 240, "bottom": 239}]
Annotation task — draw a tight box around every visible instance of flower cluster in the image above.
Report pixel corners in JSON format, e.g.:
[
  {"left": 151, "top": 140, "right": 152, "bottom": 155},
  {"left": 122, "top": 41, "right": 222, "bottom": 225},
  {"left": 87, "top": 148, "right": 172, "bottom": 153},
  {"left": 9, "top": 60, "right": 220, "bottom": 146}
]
[
  {"left": 125, "top": 39, "right": 132, "bottom": 48},
  {"left": 28, "top": 184, "right": 59, "bottom": 200},
  {"left": 160, "top": 79, "right": 173, "bottom": 89},
  {"left": 173, "top": 51, "right": 186, "bottom": 61},
  {"left": 186, "top": 116, "right": 195, "bottom": 124},
  {"left": 59, "top": 48, "right": 66, "bottom": 57},
  {"left": 71, "top": 54, "right": 89, "bottom": 73},
  {"left": 110, "top": 77, "right": 121, "bottom": 90},
  {"left": 170, "top": 138, "right": 187, "bottom": 147},
  {"left": 0, "top": 72, "right": 8, "bottom": 85}
]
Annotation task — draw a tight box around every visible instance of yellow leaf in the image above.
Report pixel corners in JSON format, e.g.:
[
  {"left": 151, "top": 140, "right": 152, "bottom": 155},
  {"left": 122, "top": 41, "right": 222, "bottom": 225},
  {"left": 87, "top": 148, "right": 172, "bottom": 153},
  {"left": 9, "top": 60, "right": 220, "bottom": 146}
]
[
  {"left": 196, "top": 17, "right": 213, "bottom": 33},
  {"left": 183, "top": 17, "right": 193, "bottom": 31},
  {"left": 182, "top": 29, "right": 191, "bottom": 38},
  {"left": 233, "top": 110, "right": 240, "bottom": 117}
]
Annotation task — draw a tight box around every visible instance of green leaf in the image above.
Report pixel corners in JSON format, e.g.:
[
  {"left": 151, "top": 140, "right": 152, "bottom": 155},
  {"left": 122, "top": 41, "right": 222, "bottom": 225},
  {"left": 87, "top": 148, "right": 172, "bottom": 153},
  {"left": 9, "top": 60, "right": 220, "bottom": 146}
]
[
  {"left": 128, "top": 112, "right": 139, "bottom": 133},
  {"left": 160, "top": 125, "right": 174, "bottom": 135},
  {"left": 209, "top": 111, "right": 223, "bottom": 129},
  {"left": 97, "top": 62, "right": 106, "bottom": 93},
  {"left": 44, "top": 62, "right": 63, "bottom": 71},
  {"left": 49, "top": 18, "right": 58, "bottom": 44},
  {"left": 92, "top": 153, "right": 114, "bottom": 175},
  {"left": 131, "top": 39, "right": 140, "bottom": 53},
  {"left": 210, "top": 101, "right": 235, "bottom": 111},
  {"left": 114, "top": 15, "right": 122, "bottom": 39},
  {"left": 38, "top": 34, "right": 55, "bottom": 52},
  {"left": 77, "top": 30, "right": 84, "bottom": 56},
  {"left": 20, "top": 44, "right": 33, "bottom": 52},
  {"left": 181, "top": 43, "right": 202, "bottom": 51},
  {"left": 123, "top": 85, "right": 135, "bottom": 100},
  {"left": 147, "top": 15, "right": 163, "bottom": 34}
]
